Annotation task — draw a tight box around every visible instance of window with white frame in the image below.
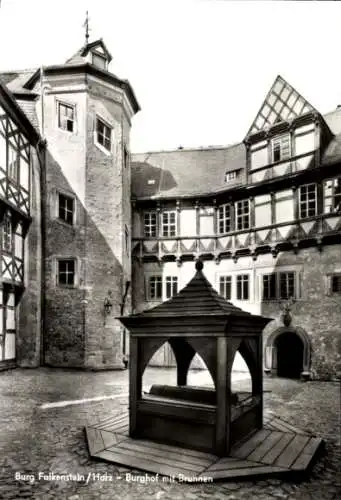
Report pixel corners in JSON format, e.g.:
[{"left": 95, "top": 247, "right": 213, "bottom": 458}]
[
  {"left": 219, "top": 275, "right": 232, "bottom": 300},
  {"left": 58, "top": 102, "right": 75, "bottom": 132},
  {"left": 147, "top": 275, "right": 162, "bottom": 300},
  {"left": 96, "top": 117, "right": 112, "bottom": 152},
  {"left": 162, "top": 211, "right": 177, "bottom": 237},
  {"left": 144, "top": 212, "right": 157, "bottom": 237},
  {"left": 235, "top": 199, "right": 250, "bottom": 230},
  {"left": 165, "top": 276, "right": 178, "bottom": 299},
  {"left": 218, "top": 204, "right": 231, "bottom": 234},
  {"left": 271, "top": 134, "right": 291, "bottom": 163},
  {"left": 323, "top": 177, "right": 341, "bottom": 214},
  {"left": 57, "top": 259, "right": 76, "bottom": 287},
  {"left": 58, "top": 193, "right": 75, "bottom": 225},
  {"left": 299, "top": 184, "right": 317, "bottom": 219},
  {"left": 279, "top": 272, "right": 295, "bottom": 299},
  {"left": 236, "top": 274, "right": 249, "bottom": 300}
]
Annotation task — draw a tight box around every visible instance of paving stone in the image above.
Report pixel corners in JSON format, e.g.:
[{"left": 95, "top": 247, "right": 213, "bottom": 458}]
[{"left": 0, "top": 368, "right": 340, "bottom": 499}]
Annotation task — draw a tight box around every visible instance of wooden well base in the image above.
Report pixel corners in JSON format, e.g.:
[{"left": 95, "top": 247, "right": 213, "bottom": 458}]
[{"left": 85, "top": 411, "right": 324, "bottom": 482}]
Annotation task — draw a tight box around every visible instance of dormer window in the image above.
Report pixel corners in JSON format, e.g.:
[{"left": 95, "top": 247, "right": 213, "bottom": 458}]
[
  {"left": 225, "top": 170, "right": 240, "bottom": 182},
  {"left": 92, "top": 52, "right": 107, "bottom": 71},
  {"left": 271, "top": 134, "right": 290, "bottom": 163}
]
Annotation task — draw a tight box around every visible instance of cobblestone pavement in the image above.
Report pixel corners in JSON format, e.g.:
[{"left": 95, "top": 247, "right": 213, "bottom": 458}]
[{"left": 0, "top": 367, "right": 340, "bottom": 499}]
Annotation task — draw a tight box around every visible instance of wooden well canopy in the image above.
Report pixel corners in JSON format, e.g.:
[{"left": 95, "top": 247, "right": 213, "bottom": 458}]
[{"left": 119, "top": 260, "right": 272, "bottom": 456}]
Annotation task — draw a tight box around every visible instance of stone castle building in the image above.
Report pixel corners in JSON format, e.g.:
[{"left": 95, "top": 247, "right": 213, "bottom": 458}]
[{"left": 0, "top": 39, "right": 340, "bottom": 379}]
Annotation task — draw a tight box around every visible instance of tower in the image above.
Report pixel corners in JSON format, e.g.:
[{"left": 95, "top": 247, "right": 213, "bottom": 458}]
[{"left": 24, "top": 38, "right": 140, "bottom": 368}]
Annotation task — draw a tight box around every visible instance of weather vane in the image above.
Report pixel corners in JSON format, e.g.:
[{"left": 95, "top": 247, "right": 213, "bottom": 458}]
[{"left": 83, "top": 10, "right": 90, "bottom": 45}]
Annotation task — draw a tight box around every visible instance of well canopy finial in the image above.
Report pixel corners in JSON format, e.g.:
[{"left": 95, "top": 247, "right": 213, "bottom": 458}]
[{"left": 195, "top": 259, "right": 204, "bottom": 271}]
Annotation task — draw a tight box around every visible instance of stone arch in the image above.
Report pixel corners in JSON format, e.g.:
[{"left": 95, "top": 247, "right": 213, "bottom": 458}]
[{"left": 264, "top": 326, "right": 311, "bottom": 379}]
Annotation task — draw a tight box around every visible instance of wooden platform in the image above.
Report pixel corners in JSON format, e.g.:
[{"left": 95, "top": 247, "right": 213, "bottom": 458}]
[{"left": 85, "top": 411, "right": 324, "bottom": 482}]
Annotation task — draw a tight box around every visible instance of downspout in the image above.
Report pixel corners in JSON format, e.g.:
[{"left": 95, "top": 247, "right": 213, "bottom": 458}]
[
  {"left": 37, "top": 139, "right": 47, "bottom": 366},
  {"left": 121, "top": 280, "right": 130, "bottom": 364}
]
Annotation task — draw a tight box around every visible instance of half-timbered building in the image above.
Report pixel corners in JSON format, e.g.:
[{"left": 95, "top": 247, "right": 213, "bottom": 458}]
[{"left": 131, "top": 76, "right": 341, "bottom": 380}]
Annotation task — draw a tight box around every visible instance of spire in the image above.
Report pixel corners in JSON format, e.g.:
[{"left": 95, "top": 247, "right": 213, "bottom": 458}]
[{"left": 83, "top": 10, "right": 90, "bottom": 46}]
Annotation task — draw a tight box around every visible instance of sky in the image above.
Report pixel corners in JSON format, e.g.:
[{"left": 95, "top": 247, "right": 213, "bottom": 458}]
[{"left": 0, "top": 0, "right": 341, "bottom": 153}]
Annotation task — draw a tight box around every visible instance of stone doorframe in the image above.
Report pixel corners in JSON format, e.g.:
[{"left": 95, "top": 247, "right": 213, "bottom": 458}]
[{"left": 264, "top": 326, "right": 311, "bottom": 380}]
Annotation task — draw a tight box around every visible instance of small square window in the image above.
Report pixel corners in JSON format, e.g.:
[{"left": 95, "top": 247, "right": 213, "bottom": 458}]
[
  {"left": 96, "top": 118, "right": 112, "bottom": 152},
  {"left": 57, "top": 259, "right": 76, "bottom": 287},
  {"left": 58, "top": 103, "right": 75, "bottom": 132},
  {"left": 58, "top": 193, "right": 74, "bottom": 225}
]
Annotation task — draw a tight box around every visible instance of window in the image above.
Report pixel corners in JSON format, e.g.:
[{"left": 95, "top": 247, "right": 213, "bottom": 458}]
[
  {"left": 262, "top": 274, "right": 277, "bottom": 300},
  {"left": 144, "top": 212, "right": 157, "bottom": 237},
  {"left": 2, "top": 215, "right": 12, "bottom": 253},
  {"left": 165, "top": 276, "right": 178, "bottom": 299},
  {"left": 92, "top": 53, "right": 107, "bottom": 70},
  {"left": 299, "top": 184, "right": 317, "bottom": 219},
  {"left": 58, "top": 193, "right": 74, "bottom": 225},
  {"left": 147, "top": 276, "right": 162, "bottom": 300},
  {"left": 235, "top": 199, "right": 250, "bottom": 230},
  {"left": 225, "top": 170, "right": 240, "bottom": 182},
  {"left": 57, "top": 259, "right": 76, "bottom": 286},
  {"left": 219, "top": 276, "right": 232, "bottom": 300},
  {"left": 279, "top": 272, "right": 295, "bottom": 299},
  {"left": 331, "top": 275, "right": 341, "bottom": 295},
  {"left": 8, "top": 143, "right": 19, "bottom": 182},
  {"left": 237, "top": 274, "right": 249, "bottom": 300},
  {"left": 96, "top": 118, "right": 111, "bottom": 152},
  {"left": 271, "top": 134, "right": 291, "bottom": 162},
  {"left": 162, "top": 211, "right": 176, "bottom": 237},
  {"left": 218, "top": 204, "right": 231, "bottom": 234},
  {"left": 58, "top": 103, "right": 75, "bottom": 132},
  {"left": 324, "top": 178, "right": 341, "bottom": 214}
]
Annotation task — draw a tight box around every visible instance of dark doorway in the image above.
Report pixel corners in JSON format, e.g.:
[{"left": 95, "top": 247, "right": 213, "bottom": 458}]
[{"left": 276, "top": 332, "right": 303, "bottom": 378}]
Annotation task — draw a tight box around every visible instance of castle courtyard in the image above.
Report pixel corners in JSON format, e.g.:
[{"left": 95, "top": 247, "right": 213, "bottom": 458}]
[{"left": 0, "top": 368, "right": 339, "bottom": 500}]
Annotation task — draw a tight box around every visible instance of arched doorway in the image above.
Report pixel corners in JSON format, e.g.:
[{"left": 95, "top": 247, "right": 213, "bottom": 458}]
[
  {"left": 264, "top": 326, "right": 311, "bottom": 380},
  {"left": 275, "top": 332, "right": 303, "bottom": 378}
]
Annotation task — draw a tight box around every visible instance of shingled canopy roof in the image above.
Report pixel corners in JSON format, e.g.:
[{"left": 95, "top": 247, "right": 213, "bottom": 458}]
[{"left": 120, "top": 261, "right": 271, "bottom": 333}]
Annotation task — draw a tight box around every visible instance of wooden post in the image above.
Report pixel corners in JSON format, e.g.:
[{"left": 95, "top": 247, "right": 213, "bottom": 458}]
[
  {"left": 129, "top": 336, "right": 141, "bottom": 437},
  {"left": 215, "top": 336, "right": 230, "bottom": 455}
]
